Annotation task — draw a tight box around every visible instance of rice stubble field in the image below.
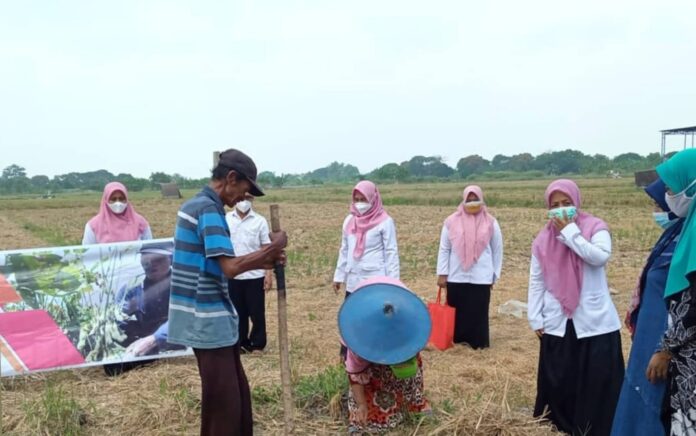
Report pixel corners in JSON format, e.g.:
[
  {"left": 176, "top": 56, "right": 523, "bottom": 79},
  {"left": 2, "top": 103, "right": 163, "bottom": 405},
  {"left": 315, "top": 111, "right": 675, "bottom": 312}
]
[{"left": 0, "top": 178, "right": 659, "bottom": 435}]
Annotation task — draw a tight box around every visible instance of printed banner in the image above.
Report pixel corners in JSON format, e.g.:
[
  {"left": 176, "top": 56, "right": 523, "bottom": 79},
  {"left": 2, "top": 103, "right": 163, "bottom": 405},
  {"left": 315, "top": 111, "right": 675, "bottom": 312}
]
[{"left": 0, "top": 239, "right": 191, "bottom": 376}]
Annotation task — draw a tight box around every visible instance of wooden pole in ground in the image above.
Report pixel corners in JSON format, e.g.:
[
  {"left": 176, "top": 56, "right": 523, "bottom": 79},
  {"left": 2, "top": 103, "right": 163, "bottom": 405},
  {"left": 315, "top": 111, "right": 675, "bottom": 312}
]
[{"left": 270, "top": 204, "right": 294, "bottom": 434}]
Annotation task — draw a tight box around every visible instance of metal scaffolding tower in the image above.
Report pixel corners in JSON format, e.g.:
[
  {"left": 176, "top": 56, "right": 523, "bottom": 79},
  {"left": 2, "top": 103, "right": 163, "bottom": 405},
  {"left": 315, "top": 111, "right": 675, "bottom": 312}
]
[{"left": 660, "top": 125, "right": 696, "bottom": 157}]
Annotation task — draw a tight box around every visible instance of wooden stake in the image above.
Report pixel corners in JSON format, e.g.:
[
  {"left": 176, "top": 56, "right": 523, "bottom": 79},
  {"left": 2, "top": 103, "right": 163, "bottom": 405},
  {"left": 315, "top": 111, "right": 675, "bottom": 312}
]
[{"left": 270, "top": 204, "right": 294, "bottom": 434}]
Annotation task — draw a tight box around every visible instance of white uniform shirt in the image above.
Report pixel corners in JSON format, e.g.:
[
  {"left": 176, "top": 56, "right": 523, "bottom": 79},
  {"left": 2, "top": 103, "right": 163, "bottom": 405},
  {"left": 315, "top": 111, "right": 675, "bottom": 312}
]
[
  {"left": 225, "top": 209, "right": 271, "bottom": 280},
  {"left": 436, "top": 219, "right": 503, "bottom": 285},
  {"left": 527, "top": 223, "right": 621, "bottom": 339},
  {"left": 81, "top": 223, "right": 153, "bottom": 245},
  {"left": 333, "top": 215, "right": 400, "bottom": 293}
]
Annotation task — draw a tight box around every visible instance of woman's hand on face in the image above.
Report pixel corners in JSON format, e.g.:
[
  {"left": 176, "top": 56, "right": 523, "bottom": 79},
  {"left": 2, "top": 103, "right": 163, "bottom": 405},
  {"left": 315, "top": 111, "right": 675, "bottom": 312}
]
[
  {"left": 646, "top": 351, "right": 671, "bottom": 383},
  {"left": 551, "top": 211, "right": 575, "bottom": 232}
]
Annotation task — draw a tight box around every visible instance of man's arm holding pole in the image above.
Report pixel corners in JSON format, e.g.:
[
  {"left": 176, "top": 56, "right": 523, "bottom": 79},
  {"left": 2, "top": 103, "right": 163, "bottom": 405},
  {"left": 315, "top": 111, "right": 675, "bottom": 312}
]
[{"left": 218, "top": 234, "right": 286, "bottom": 278}]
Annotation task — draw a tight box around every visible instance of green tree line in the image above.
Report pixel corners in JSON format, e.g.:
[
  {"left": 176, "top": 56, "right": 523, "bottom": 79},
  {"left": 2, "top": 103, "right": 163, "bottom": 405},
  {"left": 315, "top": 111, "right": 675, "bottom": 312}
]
[
  {"left": 0, "top": 149, "right": 665, "bottom": 195},
  {"left": 258, "top": 150, "right": 665, "bottom": 187},
  {"left": 0, "top": 165, "right": 210, "bottom": 195}
]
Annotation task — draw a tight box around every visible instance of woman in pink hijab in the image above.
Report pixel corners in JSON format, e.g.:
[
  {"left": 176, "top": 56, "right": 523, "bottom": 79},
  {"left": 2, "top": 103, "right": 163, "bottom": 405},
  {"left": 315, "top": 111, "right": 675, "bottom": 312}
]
[
  {"left": 82, "top": 182, "right": 152, "bottom": 245},
  {"left": 333, "top": 181, "right": 400, "bottom": 296},
  {"left": 527, "top": 179, "right": 623, "bottom": 436},
  {"left": 436, "top": 185, "right": 503, "bottom": 349},
  {"left": 82, "top": 182, "right": 153, "bottom": 376}
]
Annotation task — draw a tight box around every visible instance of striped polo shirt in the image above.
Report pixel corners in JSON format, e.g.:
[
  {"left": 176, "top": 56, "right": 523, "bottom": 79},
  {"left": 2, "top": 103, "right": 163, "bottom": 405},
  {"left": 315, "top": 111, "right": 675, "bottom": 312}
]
[{"left": 167, "top": 186, "right": 239, "bottom": 349}]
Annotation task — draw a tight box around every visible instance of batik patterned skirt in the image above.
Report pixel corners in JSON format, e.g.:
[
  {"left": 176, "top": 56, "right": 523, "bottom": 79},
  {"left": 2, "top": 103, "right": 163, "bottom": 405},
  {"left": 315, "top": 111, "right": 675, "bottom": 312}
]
[{"left": 347, "top": 355, "right": 430, "bottom": 433}]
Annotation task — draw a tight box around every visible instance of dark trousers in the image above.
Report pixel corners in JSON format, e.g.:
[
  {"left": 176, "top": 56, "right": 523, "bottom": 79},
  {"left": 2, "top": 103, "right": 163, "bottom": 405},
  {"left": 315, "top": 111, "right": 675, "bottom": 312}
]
[
  {"left": 446, "top": 282, "right": 491, "bottom": 349},
  {"left": 194, "top": 345, "right": 253, "bottom": 436},
  {"left": 534, "top": 321, "right": 624, "bottom": 436},
  {"left": 229, "top": 277, "right": 267, "bottom": 351}
]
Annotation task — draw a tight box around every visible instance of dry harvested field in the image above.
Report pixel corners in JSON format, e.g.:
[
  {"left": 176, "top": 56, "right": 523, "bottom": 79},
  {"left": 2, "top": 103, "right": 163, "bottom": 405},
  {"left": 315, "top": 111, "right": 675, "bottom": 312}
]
[{"left": 0, "top": 178, "right": 660, "bottom": 435}]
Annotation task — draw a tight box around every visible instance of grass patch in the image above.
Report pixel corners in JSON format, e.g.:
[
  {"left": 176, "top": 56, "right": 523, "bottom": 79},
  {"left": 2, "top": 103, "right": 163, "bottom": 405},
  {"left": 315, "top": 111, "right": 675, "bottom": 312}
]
[
  {"left": 252, "top": 365, "right": 348, "bottom": 417},
  {"left": 294, "top": 364, "right": 348, "bottom": 413},
  {"left": 22, "top": 382, "right": 91, "bottom": 436},
  {"left": 439, "top": 398, "right": 456, "bottom": 414},
  {"left": 251, "top": 384, "right": 284, "bottom": 420},
  {"left": 158, "top": 378, "right": 199, "bottom": 415},
  {"left": 252, "top": 385, "right": 283, "bottom": 406},
  {"left": 172, "top": 386, "right": 199, "bottom": 413},
  {"left": 0, "top": 178, "right": 648, "bottom": 210},
  {"left": 403, "top": 409, "right": 438, "bottom": 429},
  {"left": 21, "top": 222, "right": 78, "bottom": 246}
]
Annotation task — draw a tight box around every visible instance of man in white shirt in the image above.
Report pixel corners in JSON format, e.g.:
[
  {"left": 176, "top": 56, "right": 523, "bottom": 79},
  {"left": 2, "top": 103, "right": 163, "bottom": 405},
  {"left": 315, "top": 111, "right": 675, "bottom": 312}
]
[{"left": 226, "top": 194, "right": 273, "bottom": 353}]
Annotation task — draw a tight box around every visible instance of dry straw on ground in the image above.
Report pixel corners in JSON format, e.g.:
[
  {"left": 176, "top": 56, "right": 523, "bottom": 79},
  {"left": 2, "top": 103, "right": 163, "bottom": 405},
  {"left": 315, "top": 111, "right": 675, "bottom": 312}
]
[{"left": 1, "top": 179, "right": 655, "bottom": 435}]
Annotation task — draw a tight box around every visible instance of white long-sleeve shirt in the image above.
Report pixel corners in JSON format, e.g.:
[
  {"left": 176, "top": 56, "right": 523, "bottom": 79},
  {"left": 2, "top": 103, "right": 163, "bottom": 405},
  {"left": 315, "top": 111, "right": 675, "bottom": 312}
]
[
  {"left": 333, "top": 215, "right": 400, "bottom": 293},
  {"left": 436, "top": 219, "right": 503, "bottom": 285},
  {"left": 527, "top": 223, "right": 621, "bottom": 339},
  {"left": 81, "top": 223, "right": 153, "bottom": 245},
  {"left": 225, "top": 209, "right": 271, "bottom": 280}
]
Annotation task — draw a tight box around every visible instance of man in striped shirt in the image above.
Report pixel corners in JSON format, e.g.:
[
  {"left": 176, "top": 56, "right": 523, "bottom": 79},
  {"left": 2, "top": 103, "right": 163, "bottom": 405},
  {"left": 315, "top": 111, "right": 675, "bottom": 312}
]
[{"left": 168, "top": 149, "right": 287, "bottom": 436}]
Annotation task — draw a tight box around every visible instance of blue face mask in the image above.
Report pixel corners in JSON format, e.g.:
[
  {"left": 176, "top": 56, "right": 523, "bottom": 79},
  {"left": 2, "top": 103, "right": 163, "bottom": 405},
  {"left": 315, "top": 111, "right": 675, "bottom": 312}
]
[
  {"left": 548, "top": 206, "right": 577, "bottom": 220},
  {"left": 653, "top": 212, "right": 675, "bottom": 229}
]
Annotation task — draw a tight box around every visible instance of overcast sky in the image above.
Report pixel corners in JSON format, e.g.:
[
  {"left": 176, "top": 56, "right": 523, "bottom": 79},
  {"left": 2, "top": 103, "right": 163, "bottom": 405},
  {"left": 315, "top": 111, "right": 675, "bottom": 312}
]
[{"left": 2, "top": 1, "right": 696, "bottom": 178}]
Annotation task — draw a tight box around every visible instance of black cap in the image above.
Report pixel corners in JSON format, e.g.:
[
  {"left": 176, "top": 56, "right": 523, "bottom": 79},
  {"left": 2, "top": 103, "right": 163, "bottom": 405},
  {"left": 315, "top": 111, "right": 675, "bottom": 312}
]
[
  {"left": 140, "top": 240, "right": 174, "bottom": 255},
  {"left": 218, "top": 149, "right": 265, "bottom": 197}
]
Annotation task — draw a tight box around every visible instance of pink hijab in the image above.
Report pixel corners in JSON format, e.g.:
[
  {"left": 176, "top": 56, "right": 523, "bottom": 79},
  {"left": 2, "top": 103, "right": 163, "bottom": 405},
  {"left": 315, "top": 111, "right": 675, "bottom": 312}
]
[
  {"left": 346, "top": 181, "right": 389, "bottom": 259},
  {"left": 87, "top": 182, "right": 149, "bottom": 243},
  {"left": 532, "top": 179, "right": 608, "bottom": 317},
  {"left": 444, "top": 185, "right": 495, "bottom": 271}
]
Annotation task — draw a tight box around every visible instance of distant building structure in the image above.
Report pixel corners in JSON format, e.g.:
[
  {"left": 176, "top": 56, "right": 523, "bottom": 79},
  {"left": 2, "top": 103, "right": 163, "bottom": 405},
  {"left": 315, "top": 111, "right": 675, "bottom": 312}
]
[{"left": 160, "top": 183, "right": 182, "bottom": 199}]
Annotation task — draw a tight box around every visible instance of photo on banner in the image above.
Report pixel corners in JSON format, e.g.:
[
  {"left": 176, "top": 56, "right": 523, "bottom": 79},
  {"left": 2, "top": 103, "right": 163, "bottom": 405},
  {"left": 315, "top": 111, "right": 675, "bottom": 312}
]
[{"left": 0, "top": 238, "right": 191, "bottom": 376}]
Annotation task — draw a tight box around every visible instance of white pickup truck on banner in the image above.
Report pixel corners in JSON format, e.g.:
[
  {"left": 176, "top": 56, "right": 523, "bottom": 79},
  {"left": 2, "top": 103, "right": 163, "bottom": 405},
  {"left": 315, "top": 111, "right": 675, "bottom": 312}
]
[{"left": 0, "top": 238, "right": 191, "bottom": 376}]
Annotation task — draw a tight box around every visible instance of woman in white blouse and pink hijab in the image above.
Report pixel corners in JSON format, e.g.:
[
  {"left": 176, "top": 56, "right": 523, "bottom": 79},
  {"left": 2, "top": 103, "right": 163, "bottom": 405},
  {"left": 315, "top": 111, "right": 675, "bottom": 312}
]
[
  {"left": 333, "top": 181, "right": 400, "bottom": 296},
  {"left": 436, "top": 185, "right": 503, "bottom": 349},
  {"left": 527, "top": 179, "right": 623, "bottom": 436}
]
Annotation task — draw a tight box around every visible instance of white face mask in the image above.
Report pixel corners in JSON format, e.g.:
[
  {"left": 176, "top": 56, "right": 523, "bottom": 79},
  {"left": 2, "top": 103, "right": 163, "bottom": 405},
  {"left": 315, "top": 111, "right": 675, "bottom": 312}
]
[
  {"left": 665, "top": 179, "right": 696, "bottom": 218},
  {"left": 236, "top": 200, "right": 252, "bottom": 214},
  {"left": 108, "top": 201, "right": 127, "bottom": 215},
  {"left": 354, "top": 202, "right": 372, "bottom": 215}
]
